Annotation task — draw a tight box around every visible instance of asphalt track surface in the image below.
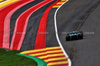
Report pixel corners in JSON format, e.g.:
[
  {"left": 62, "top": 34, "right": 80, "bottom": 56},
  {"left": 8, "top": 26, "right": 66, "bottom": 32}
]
[
  {"left": 46, "top": 8, "right": 59, "bottom": 47},
  {"left": 57, "top": 0, "right": 100, "bottom": 66},
  {"left": 10, "top": 0, "right": 56, "bottom": 50},
  {"left": 1, "top": 0, "right": 100, "bottom": 66},
  {"left": 0, "top": 0, "right": 34, "bottom": 49},
  {"left": 0, "top": 0, "right": 61, "bottom": 50}
]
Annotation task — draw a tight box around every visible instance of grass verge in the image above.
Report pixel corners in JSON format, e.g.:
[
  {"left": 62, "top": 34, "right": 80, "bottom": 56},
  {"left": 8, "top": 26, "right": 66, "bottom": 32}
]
[{"left": 0, "top": 48, "right": 37, "bottom": 66}]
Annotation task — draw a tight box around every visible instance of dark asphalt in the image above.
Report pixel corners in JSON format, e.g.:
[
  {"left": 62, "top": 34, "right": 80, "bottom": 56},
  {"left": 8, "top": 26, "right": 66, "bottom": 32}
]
[
  {"left": 57, "top": 0, "right": 100, "bottom": 66},
  {"left": 9, "top": 0, "right": 100, "bottom": 65},
  {"left": 46, "top": 8, "right": 59, "bottom": 47},
  {"left": 10, "top": 0, "right": 43, "bottom": 46},
  {"left": 10, "top": 0, "right": 56, "bottom": 50},
  {"left": 21, "top": 0, "right": 56, "bottom": 50}
]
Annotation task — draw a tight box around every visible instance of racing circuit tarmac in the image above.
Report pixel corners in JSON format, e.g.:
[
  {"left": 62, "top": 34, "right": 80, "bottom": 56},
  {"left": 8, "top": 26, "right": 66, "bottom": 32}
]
[
  {"left": 56, "top": 0, "right": 100, "bottom": 66},
  {"left": 0, "top": 0, "right": 100, "bottom": 66}
]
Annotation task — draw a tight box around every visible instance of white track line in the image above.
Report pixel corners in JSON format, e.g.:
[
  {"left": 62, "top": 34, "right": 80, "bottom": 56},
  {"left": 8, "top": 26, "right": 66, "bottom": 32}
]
[
  {"left": 54, "top": 0, "right": 72, "bottom": 66},
  {"left": 0, "top": 0, "right": 8, "bottom": 4}
]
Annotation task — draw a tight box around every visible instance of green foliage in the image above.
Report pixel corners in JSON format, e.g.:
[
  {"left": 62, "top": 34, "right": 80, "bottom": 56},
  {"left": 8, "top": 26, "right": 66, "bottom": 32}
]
[{"left": 0, "top": 48, "right": 37, "bottom": 66}]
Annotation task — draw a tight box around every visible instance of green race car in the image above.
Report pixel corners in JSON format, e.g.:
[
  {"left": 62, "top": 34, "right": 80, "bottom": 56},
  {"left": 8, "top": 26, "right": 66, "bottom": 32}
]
[{"left": 66, "top": 31, "right": 83, "bottom": 41}]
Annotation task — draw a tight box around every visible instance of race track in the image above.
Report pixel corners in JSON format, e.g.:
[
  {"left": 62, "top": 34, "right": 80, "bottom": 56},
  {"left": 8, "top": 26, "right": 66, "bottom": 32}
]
[
  {"left": 0, "top": 0, "right": 70, "bottom": 66},
  {"left": 57, "top": 0, "right": 100, "bottom": 66},
  {"left": 0, "top": 0, "right": 100, "bottom": 66}
]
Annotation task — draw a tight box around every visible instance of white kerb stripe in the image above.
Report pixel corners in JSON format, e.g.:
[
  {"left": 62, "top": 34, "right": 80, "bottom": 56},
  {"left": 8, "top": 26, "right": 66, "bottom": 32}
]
[{"left": 54, "top": 0, "right": 72, "bottom": 66}]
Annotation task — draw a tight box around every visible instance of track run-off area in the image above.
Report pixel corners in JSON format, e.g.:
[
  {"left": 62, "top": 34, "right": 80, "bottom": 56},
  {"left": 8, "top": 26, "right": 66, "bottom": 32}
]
[
  {"left": 0, "top": 0, "right": 71, "bottom": 66},
  {"left": 1, "top": 0, "right": 100, "bottom": 66}
]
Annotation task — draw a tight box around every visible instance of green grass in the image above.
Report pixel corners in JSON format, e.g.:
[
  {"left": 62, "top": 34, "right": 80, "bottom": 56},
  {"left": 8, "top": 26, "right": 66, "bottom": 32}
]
[{"left": 0, "top": 48, "right": 37, "bottom": 66}]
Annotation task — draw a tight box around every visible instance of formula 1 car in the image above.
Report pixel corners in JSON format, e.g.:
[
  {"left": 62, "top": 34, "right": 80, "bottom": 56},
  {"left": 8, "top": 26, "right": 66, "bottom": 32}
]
[{"left": 66, "top": 31, "right": 83, "bottom": 41}]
